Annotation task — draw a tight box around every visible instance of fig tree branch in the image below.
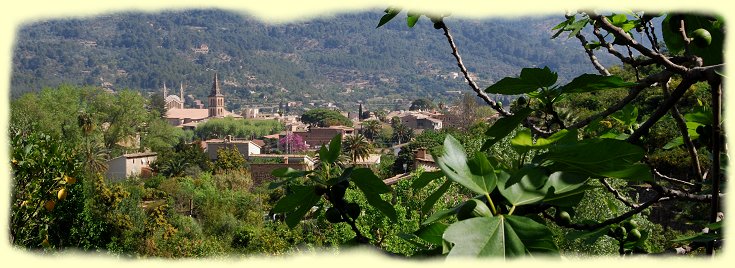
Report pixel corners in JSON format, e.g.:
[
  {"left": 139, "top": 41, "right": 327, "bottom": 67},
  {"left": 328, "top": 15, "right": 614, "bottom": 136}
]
[
  {"left": 437, "top": 22, "right": 508, "bottom": 117},
  {"left": 543, "top": 193, "right": 666, "bottom": 230},
  {"left": 600, "top": 178, "right": 639, "bottom": 209},
  {"left": 627, "top": 78, "right": 695, "bottom": 142},
  {"left": 707, "top": 75, "right": 723, "bottom": 255},
  {"left": 592, "top": 26, "right": 633, "bottom": 65},
  {"left": 652, "top": 168, "right": 695, "bottom": 186},
  {"left": 567, "top": 70, "right": 672, "bottom": 130},
  {"left": 575, "top": 32, "right": 610, "bottom": 76},
  {"left": 654, "top": 183, "right": 725, "bottom": 203},
  {"left": 642, "top": 19, "right": 660, "bottom": 53},
  {"left": 662, "top": 78, "right": 703, "bottom": 183},
  {"left": 588, "top": 11, "right": 689, "bottom": 74},
  {"left": 627, "top": 64, "right": 721, "bottom": 142},
  {"left": 437, "top": 22, "right": 552, "bottom": 136}
]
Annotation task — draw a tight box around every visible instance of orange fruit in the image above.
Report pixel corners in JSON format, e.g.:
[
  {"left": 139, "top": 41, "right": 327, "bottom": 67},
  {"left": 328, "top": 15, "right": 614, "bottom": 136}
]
[
  {"left": 44, "top": 200, "right": 56, "bottom": 212},
  {"left": 64, "top": 175, "right": 76, "bottom": 185}
]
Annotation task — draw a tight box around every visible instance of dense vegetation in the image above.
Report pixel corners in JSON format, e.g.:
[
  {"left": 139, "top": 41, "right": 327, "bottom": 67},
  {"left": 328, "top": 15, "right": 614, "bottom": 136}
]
[
  {"left": 300, "top": 108, "right": 353, "bottom": 127},
  {"left": 194, "top": 117, "right": 283, "bottom": 140}
]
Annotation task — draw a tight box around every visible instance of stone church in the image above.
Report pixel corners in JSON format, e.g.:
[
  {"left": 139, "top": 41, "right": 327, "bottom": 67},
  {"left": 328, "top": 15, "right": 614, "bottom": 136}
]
[{"left": 164, "top": 73, "right": 241, "bottom": 128}]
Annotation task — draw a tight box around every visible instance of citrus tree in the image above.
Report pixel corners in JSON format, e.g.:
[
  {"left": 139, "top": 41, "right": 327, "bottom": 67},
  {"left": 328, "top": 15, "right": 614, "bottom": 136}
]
[{"left": 10, "top": 126, "right": 85, "bottom": 249}]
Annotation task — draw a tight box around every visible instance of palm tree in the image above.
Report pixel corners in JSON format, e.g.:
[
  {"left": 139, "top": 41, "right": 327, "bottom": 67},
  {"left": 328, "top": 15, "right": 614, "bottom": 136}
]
[
  {"left": 342, "top": 134, "right": 372, "bottom": 164},
  {"left": 360, "top": 120, "right": 381, "bottom": 141},
  {"left": 78, "top": 110, "right": 108, "bottom": 174},
  {"left": 392, "top": 123, "right": 413, "bottom": 145},
  {"left": 81, "top": 137, "right": 109, "bottom": 174}
]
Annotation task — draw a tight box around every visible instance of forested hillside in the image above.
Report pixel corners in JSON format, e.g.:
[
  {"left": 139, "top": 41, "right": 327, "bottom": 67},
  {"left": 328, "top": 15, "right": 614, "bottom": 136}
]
[{"left": 11, "top": 9, "right": 614, "bottom": 109}]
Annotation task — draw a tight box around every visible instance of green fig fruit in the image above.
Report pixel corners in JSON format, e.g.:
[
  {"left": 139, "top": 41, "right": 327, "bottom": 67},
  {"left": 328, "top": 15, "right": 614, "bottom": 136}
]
[
  {"left": 627, "top": 228, "right": 642, "bottom": 241},
  {"left": 557, "top": 210, "right": 572, "bottom": 225},
  {"left": 690, "top": 28, "right": 712, "bottom": 48}
]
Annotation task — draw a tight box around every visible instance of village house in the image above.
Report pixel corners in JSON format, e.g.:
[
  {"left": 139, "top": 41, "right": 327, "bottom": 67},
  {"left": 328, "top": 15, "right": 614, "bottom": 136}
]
[
  {"left": 293, "top": 126, "right": 355, "bottom": 150},
  {"left": 203, "top": 136, "right": 262, "bottom": 160},
  {"left": 105, "top": 152, "right": 157, "bottom": 181},
  {"left": 413, "top": 148, "right": 438, "bottom": 171},
  {"left": 400, "top": 112, "right": 443, "bottom": 131}
]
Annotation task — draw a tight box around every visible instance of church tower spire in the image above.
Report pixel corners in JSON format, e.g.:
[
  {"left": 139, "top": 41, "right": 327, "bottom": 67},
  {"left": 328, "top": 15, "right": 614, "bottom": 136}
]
[
  {"left": 162, "top": 82, "right": 168, "bottom": 97},
  {"left": 208, "top": 73, "right": 225, "bottom": 118}
]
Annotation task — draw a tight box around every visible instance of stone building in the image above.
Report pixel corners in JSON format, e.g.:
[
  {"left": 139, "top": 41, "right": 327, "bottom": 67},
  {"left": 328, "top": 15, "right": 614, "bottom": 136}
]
[
  {"left": 105, "top": 152, "right": 157, "bottom": 181},
  {"left": 294, "top": 126, "right": 355, "bottom": 150}
]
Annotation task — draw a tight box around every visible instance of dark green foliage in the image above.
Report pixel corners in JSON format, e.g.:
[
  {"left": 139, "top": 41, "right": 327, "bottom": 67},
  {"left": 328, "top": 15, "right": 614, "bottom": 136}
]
[
  {"left": 409, "top": 98, "right": 436, "bottom": 111},
  {"left": 482, "top": 108, "right": 531, "bottom": 150},
  {"left": 301, "top": 108, "right": 353, "bottom": 127},
  {"left": 662, "top": 13, "right": 724, "bottom": 65},
  {"left": 194, "top": 117, "right": 283, "bottom": 140},
  {"left": 151, "top": 141, "right": 212, "bottom": 177},
  {"left": 443, "top": 216, "right": 558, "bottom": 258},
  {"left": 485, "top": 67, "right": 558, "bottom": 95}
]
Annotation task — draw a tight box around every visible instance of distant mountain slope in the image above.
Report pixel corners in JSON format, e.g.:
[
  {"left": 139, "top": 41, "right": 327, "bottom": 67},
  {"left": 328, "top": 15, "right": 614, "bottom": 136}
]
[{"left": 11, "top": 9, "right": 615, "bottom": 110}]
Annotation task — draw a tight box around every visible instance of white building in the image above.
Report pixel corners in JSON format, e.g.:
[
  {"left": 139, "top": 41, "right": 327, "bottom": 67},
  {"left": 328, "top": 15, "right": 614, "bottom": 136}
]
[{"left": 105, "top": 152, "right": 157, "bottom": 181}]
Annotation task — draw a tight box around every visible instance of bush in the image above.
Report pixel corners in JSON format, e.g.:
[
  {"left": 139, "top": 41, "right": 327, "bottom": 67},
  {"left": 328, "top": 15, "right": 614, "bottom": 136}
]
[
  {"left": 211, "top": 168, "right": 253, "bottom": 191},
  {"left": 231, "top": 227, "right": 256, "bottom": 250}
]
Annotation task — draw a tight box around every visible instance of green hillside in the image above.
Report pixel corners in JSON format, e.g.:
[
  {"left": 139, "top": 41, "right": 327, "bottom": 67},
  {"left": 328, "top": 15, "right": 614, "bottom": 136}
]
[{"left": 11, "top": 9, "right": 613, "bottom": 110}]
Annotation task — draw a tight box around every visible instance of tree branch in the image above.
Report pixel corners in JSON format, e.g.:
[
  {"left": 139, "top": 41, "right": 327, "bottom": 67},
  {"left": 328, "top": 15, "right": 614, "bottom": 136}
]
[
  {"left": 642, "top": 18, "right": 661, "bottom": 53},
  {"left": 544, "top": 193, "right": 667, "bottom": 231},
  {"left": 575, "top": 32, "right": 610, "bottom": 76},
  {"left": 652, "top": 168, "right": 695, "bottom": 186},
  {"left": 600, "top": 178, "right": 639, "bottom": 208},
  {"left": 651, "top": 182, "right": 725, "bottom": 203},
  {"left": 437, "top": 22, "right": 552, "bottom": 137},
  {"left": 627, "top": 78, "right": 695, "bottom": 142},
  {"left": 662, "top": 78, "right": 703, "bottom": 183},
  {"left": 625, "top": 45, "right": 641, "bottom": 81},
  {"left": 592, "top": 26, "right": 633, "bottom": 64},
  {"left": 568, "top": 70, "right": 672, "bottom": 130},
  {"left": 438, "top": 22, "right": 509, "bottom": 117},
  {"left": 707, "top": 74, "right": 723, "bottom": 255},
  {"left": 625, "top": 64, "right": 721, "bottom": 143},
  {"left": 587, "top": 12, "right": 689, "bottom": 74}
]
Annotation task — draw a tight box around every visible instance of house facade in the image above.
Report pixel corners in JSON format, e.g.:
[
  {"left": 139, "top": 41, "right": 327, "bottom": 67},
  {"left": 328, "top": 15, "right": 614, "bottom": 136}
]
[
  {"left": 294, "top": 126, "right": 355, "bottom": 149},
  {"left": 204, "top": 137, "right": 262, "bottom": 160},
  {"left": 105, "top": 152, "right": 157, "bottom": 181}
]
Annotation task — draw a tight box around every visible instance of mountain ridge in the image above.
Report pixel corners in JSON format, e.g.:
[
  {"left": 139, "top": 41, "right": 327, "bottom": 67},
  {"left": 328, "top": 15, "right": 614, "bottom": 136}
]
[{"left": 11, "top": 9, "right": 614, "bottom": 110}]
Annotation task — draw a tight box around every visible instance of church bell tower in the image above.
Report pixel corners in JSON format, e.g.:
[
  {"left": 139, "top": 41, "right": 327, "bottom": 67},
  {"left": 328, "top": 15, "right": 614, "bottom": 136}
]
[{"left": 208, "top": 73, "right": 225, "bottom": 118}]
